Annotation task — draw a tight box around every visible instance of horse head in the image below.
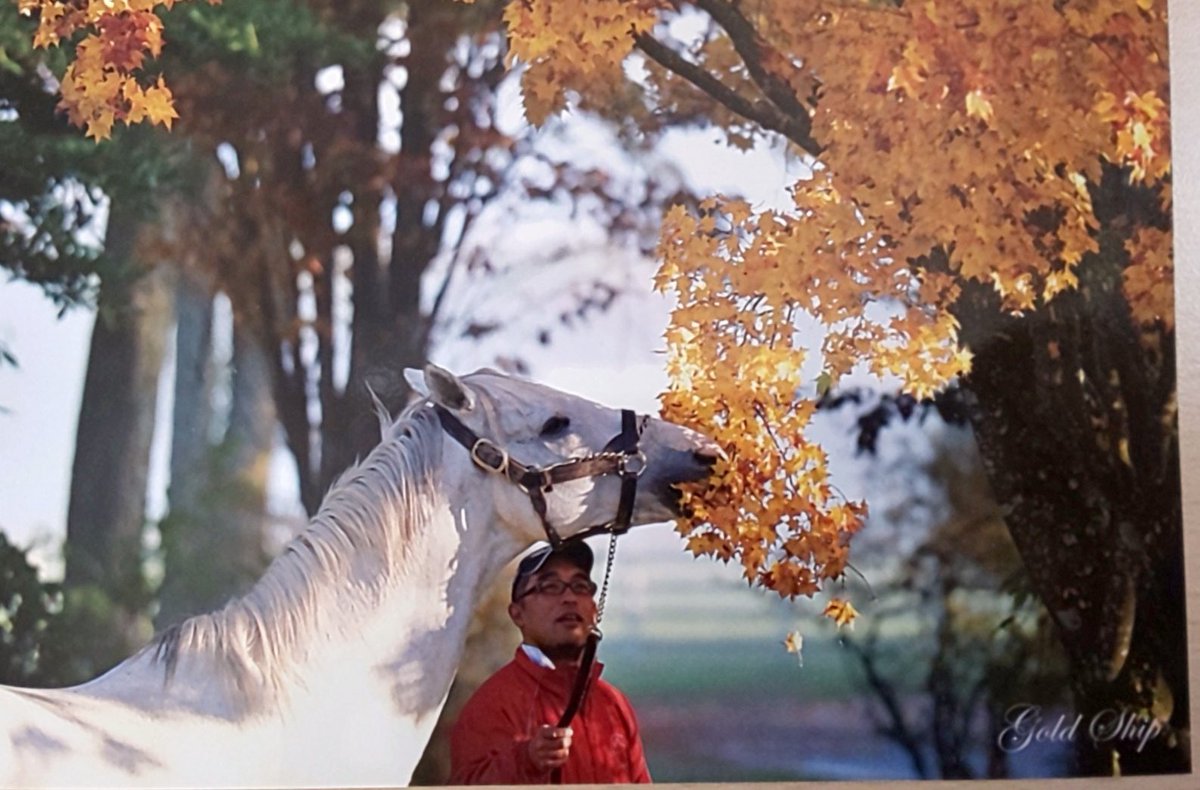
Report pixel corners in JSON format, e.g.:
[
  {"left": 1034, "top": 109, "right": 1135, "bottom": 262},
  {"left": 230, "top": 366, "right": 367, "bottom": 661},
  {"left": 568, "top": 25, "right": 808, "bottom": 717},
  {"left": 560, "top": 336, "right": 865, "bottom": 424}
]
[{"left": 404, "top": 364, "right": 721, "bottom": 547}]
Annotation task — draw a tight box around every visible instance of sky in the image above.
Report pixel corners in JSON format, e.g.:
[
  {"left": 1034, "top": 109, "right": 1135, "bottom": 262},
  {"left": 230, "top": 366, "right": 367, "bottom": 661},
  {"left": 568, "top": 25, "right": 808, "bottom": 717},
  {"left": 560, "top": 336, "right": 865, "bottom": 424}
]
[{"left": 0, "top": 283, "right": 95, "bottom": 563}]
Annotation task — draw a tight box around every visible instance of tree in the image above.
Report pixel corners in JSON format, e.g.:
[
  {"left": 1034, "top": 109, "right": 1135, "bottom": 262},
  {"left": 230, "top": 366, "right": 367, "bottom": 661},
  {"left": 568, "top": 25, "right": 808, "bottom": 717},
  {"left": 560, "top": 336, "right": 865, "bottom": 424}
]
[
  {"left": 0, "top": 531, "right": 61, "bottom": 684},
  {"left": 148, "top": 0, "right": 675, "bottom": 512},
  {"left": 821, "top": 397, "right": 1070, "bottom": 778},
  {"left": 4, "top": 4, "right": 188, "bottom": 660},
  {"left": 156, "top": 243, "right": 278, "bottom": 626},
  {"left": 487, "top": 0, "right": 1179, "bottom": 775},
  {"left": 61, "top": 209, "right": 171, "bottom": 656},
  {"left": 3, "top": 3, "right": 197, "bottom": 667}
]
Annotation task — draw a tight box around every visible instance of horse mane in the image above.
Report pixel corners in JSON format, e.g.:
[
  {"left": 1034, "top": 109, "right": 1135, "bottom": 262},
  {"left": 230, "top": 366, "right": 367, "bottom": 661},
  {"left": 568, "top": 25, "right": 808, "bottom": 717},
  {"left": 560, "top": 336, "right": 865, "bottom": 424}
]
[{"left": 144, "top": 400, "right": 445, "bottom": 712}]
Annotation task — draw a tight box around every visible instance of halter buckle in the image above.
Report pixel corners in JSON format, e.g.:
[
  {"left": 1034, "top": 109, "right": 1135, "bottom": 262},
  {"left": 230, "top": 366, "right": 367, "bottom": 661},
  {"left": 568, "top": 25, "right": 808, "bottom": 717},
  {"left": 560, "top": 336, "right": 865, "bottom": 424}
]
[
  {"left": 515, "top": 468, "right": 554, "bottom": 495},
  {"left": 470, "top": 438, "right": 509, "bottom": 475},
  {"left": 619, "top": 450, "right": 648, "bottom": 478}
]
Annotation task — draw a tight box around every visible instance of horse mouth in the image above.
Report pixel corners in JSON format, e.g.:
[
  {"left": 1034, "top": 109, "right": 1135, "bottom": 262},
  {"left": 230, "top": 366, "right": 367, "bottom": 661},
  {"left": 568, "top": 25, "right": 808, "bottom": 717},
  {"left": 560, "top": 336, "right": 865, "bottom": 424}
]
[
  {"left": 665, "top": 450, "right": 719, "bottom": 513},
  {"left": 665, "top": 485, "right": 686, "bottom": 515},
  {"left": 664, "top": 483, "right": 705, "bottom": 518}
]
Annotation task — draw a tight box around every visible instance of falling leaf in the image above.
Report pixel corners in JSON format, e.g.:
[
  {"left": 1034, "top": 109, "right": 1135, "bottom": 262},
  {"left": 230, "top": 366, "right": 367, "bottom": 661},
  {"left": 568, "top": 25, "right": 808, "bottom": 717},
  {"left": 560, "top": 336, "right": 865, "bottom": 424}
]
[
  {"left": 823, "top": 598, "right": 859, "bottom": 629},
  {"left": 783, "top": 630, "right": 804, "bottom": 666}
]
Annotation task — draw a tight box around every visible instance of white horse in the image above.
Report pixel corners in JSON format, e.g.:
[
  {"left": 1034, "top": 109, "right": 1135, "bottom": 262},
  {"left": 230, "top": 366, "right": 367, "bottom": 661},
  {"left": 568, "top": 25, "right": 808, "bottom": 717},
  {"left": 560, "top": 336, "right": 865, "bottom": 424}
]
[{"left": 0, "top": 365, "right": 719, "bottom": 787}]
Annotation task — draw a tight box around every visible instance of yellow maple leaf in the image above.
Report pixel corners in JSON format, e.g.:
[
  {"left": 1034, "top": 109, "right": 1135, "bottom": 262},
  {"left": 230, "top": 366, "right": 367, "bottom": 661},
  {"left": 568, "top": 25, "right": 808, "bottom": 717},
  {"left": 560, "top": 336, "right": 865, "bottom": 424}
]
[
  {"left": 85, "top": 108, "right": 116, "bottom": 141},
  {"left": 822, "top": 598, "right": 859, "bottom": 629},
  {"left": 25, "top": 0, "right": 218, "bottom": 137},
  {"left": 142, "top": 77, "right": 179, "bottom": 129}
]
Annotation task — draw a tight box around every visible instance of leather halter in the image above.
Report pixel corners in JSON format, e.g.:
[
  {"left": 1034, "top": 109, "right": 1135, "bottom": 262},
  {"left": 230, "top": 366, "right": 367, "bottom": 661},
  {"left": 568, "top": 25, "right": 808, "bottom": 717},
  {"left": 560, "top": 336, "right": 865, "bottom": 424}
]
[{"left": 433, "top": 405, "right": 648, "bottom": 548}]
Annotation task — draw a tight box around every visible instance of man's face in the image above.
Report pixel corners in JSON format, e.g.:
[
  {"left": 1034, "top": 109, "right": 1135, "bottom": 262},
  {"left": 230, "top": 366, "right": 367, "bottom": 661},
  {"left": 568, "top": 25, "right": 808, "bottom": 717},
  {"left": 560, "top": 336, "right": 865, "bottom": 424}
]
[{"left": 509, "top": 557, "right": 598, "bottom": 660}]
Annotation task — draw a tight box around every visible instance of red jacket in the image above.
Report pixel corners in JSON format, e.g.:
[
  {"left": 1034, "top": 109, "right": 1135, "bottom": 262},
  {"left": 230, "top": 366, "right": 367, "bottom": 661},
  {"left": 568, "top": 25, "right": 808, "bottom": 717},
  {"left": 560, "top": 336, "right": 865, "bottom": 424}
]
[{"left": 449, "top": 647, "right": 652, "bottom": 785}]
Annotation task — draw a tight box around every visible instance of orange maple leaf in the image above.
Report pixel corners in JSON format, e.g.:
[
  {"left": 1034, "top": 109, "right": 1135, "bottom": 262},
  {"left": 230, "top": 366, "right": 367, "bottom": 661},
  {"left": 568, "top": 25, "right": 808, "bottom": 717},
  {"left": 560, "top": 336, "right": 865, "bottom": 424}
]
[{"left": 822, "top": 598, "right": 859, "bottom": 629}]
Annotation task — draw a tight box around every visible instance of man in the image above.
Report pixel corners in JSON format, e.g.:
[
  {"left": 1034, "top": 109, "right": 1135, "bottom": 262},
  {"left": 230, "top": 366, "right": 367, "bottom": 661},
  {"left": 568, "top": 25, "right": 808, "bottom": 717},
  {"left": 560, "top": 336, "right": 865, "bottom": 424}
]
[{"left": 448, "top": 541, "right": 652, "bottom": 784}]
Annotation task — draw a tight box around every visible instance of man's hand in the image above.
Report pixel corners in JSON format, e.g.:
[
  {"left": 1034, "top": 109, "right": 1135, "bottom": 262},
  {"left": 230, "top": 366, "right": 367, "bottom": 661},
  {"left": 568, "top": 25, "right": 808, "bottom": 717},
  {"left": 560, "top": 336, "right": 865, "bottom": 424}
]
[{"left": 527, "top": 725, "right": 573, "bottom": 772}]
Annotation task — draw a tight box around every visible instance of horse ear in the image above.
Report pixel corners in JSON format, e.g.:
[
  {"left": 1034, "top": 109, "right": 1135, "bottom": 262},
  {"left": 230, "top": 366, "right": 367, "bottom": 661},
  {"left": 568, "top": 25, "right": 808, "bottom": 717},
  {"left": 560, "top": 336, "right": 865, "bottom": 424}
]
[
  {"left": 365, "top": 382, "right": 392, "bottom": 439},
  {"left": 403, "top": 368, "right": 430, "bottom": 398},
  {"left": 423, "top": 363, "right": 475, "bottom": 412}
]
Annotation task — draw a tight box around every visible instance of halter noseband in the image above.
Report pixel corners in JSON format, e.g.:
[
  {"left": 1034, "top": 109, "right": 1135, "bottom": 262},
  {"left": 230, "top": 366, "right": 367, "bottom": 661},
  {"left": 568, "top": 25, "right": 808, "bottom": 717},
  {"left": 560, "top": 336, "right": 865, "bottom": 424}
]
[{"left": 433, "top": 404, "right": 648, "bottom": 548}]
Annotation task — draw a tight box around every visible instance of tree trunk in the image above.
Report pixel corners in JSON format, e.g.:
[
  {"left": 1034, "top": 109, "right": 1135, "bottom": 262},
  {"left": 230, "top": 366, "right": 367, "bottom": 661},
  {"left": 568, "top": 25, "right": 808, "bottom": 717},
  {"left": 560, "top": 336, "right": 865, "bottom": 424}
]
[
  {"left": 64, "top": 201, "right": 171, "bottom": 661},
  {"left": 158, "top": 285, "right": 274, "bottom": 626},
  {"left": 304, "top": 0, "right": 459, "bottom": 501},
  {"left": 953, "top": 172, "right": 1186, "bottom": 774},
  {"left": 157, "top": 263, "right": 215, "bottom": 628},
  {"left": 219, "top": 314, "right": 275, "bottom": 585}
]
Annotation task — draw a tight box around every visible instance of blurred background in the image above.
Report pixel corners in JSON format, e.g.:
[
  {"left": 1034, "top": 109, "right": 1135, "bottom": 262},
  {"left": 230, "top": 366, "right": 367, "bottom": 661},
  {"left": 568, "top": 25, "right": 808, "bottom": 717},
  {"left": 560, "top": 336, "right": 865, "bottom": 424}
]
[{"left": 0, "top": 0, "right": 1104, "bottom": 782}]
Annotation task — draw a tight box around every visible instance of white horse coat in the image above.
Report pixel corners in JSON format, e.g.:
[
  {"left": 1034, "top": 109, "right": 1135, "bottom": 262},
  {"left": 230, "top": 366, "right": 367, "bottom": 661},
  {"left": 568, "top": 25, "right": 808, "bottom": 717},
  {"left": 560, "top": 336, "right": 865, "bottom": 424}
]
[{"left": 0, "top": 365, "right": 719, "bottom": 787}]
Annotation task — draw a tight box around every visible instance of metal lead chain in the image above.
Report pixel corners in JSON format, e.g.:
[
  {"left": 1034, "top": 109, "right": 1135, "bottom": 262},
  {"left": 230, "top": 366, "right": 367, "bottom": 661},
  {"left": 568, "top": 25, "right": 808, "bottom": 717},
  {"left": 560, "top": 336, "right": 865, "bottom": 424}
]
[{"left": 595, "top": 532, "right": 620, "bottom": 626}]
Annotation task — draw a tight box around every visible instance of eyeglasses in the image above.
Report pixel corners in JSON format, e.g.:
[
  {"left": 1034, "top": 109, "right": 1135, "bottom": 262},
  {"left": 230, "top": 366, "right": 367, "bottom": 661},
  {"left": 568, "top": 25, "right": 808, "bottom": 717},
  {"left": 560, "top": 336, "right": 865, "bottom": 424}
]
[{"left": 515, "top": 577, "right": 598, "bottom": 601}]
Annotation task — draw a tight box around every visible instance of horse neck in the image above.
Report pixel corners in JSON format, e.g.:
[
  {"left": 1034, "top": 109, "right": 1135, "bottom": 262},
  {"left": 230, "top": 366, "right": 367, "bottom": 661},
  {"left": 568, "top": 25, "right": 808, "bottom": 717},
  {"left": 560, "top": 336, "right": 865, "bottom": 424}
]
[
  {"left": 262, "top": 475, "right": 515, "bottom": 778},
  {"left": 85, "top": 409, "right": 521, "bottom": 752}
]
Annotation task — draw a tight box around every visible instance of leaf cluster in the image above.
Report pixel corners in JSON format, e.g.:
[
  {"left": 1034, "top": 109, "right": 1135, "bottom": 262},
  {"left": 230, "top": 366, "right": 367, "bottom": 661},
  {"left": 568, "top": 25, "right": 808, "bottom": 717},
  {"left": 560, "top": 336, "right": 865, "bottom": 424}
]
[
  {"left": 17, "top": 0, "right": 210, "bottom": 139},
  {"left": 0, "top": 531, "right": 62, "bottom": 684},
  {"left": 0, "top": 4, "right": 185, "bottom": 306},
  {"left": 489, "top": 0, "right": 1172, "bottom": 603}
]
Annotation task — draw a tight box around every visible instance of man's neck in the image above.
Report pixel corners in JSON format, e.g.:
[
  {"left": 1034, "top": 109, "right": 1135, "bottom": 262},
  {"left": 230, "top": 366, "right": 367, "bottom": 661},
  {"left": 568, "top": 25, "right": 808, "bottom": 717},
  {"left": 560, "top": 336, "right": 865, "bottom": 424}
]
[{"left": 521, "top": 643, "right": 582, "bottom": 669}]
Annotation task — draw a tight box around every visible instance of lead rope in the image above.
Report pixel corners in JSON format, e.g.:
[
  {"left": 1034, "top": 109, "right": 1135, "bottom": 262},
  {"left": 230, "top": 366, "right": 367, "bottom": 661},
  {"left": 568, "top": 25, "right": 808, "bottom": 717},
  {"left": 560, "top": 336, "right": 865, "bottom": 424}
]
[
  {"left": 550, "top": 533, "right": 621, "bottom": 783},
  {"left": 554, "top": 533, "right": 618, "bottom": 728}
]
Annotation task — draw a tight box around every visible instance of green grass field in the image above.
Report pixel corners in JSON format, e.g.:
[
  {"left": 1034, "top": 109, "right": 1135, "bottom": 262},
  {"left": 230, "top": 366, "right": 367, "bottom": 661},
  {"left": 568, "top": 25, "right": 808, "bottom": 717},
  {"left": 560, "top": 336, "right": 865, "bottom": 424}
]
[{"left": 600, "top": 633, "right": 925, "bottom": 702}]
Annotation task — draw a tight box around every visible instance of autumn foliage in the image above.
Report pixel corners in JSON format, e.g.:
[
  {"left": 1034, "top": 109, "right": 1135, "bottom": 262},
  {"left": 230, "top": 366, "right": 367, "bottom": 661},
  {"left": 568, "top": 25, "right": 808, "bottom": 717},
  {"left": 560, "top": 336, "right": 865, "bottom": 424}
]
[
  {"left": 490, "top": 0, "right": 1172, "bottom": 614},
  {"left": 17, "top": 0, "right": 218, "bottom": 139}
]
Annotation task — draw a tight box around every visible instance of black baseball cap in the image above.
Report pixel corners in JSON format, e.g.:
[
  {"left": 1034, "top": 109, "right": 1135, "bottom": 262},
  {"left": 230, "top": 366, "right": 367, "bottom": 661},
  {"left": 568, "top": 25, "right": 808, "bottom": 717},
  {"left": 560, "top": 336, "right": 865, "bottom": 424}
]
[{"left": 511, "top": 541, "right": 594, "bottom": 601}]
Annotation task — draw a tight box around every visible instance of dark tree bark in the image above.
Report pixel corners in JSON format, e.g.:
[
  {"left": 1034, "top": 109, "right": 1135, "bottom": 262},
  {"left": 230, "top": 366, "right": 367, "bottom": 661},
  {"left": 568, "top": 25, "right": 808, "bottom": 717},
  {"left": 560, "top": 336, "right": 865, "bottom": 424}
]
[
  {"left": 952, "top": 168, "right": 1185, "bottom": 774},
  {"left": 64, "top": 201, "right": 172, "bottom": 654},
  {"left": 218, "top": 314, "right": 276, "bottom": 580},
  {"left": 304, "top": 0, "right": 462, "bottom": 498}
]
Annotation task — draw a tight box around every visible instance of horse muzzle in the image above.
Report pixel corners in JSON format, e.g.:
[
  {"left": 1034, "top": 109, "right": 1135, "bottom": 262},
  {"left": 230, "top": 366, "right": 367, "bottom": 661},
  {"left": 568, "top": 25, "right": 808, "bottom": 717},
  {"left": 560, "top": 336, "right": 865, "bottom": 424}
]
[{"left": 641, "top": 427, "right": 723, "bottom": 517}]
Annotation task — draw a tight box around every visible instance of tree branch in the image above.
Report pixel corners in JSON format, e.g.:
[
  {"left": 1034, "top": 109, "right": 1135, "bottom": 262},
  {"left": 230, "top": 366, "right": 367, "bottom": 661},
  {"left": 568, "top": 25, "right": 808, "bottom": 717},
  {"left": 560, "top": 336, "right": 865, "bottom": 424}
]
[
  {"left": 633, "top": 31, "right": 822, "bottom": 157},
  {"left": 693, "top": 0, "right": 810, "bottom": 117},
  {"left": 842, "top": 634, "right": 932, "bottom": 779}
]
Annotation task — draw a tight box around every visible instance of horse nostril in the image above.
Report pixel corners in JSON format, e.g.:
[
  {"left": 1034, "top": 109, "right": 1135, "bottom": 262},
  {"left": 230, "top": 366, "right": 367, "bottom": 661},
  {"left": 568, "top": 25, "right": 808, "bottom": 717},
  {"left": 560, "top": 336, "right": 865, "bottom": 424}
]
[{"left": 693, "top": 450, "right": 720, "bottom": 466}]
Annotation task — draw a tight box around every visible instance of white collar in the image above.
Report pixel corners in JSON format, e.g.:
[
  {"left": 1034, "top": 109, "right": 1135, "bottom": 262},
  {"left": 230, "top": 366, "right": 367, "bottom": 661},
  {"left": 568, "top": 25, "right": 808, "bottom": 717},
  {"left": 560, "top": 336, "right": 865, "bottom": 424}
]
[{"left": 521, "top": 643, "right": 557, "bottom": 670}]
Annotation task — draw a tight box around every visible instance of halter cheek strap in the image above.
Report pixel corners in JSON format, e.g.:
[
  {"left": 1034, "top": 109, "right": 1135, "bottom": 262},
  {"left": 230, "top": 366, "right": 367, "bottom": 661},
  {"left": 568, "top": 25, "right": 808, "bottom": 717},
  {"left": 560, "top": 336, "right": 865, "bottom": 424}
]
[{"left": 433, "top": 405, "right": 648, "bottom": 548}]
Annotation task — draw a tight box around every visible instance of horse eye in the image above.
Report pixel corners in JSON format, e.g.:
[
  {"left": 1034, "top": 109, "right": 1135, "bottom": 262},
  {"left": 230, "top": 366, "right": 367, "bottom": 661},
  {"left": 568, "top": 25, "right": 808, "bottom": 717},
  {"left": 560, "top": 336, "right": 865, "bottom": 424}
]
[{"left": 539, "top": 415, "right": 570, "bottom": 437}]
